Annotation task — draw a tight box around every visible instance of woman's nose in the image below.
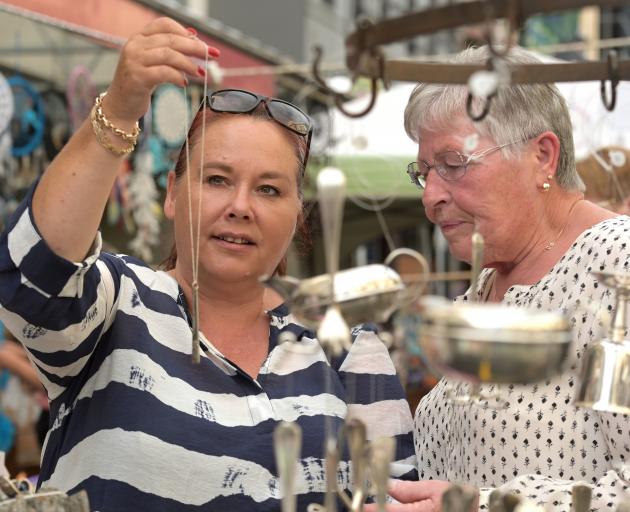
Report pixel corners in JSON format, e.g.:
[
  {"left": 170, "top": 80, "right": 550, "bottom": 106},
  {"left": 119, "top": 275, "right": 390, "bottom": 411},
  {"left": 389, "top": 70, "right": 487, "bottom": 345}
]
[
  {"left": 226, "top": 187, "right": 253, "bottom": 220},
  {"left": 421, "top": 171, "right": 450, "bottom": 211}
]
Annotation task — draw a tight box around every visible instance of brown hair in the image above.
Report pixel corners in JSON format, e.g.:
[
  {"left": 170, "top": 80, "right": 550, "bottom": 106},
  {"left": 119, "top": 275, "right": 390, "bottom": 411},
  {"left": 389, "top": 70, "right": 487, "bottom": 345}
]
[{"left": 160, "top": 105, "right": 311, "bottom": 274}]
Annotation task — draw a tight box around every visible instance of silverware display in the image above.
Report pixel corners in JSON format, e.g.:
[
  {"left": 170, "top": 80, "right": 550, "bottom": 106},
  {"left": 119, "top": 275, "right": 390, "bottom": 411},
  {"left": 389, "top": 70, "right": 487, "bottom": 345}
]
[
  {"left": 315, "top": 167, "right": 352, "bottom": 357},
  {"left": 441, "top": 484, "right": 478, "bottom": 512},
  {"left": 570, "top": 483, "right": 592, "bottom": 512},
  {"left": 574, "top": 271, "right": 630, "bottom": 414},
  {"left": 419, "top": 297, "right": 573, "bottom": 384},
  {"left": 274, "top": 422, "right": 302, "bottom": 512},
  {"left": 418, "top": 231, "right": 572, "bottom": 407},
  {"left": 269, "top": 167, "right": 630, "bottom": 510},
  {"left": 262, "top": 248, "right": 428, "bottom": 332},
  {"left": 339, "top": 418, "right": 369, "bottom": 512},
  {"left": 368, "top": 437, "right": 396, "bottom": 512},
  {"left": 0, "top": 475, "right": 90, "bottom": 511}
]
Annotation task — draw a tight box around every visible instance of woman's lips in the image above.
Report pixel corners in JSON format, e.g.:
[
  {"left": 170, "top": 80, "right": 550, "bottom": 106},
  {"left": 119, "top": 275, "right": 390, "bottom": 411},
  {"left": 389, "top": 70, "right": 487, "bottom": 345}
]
[
  {"left": 211, "top": 235, "right": 256, "bottom": 251},
  {"left": 440, "top": 221, "right": 464, "bottom": 233}
]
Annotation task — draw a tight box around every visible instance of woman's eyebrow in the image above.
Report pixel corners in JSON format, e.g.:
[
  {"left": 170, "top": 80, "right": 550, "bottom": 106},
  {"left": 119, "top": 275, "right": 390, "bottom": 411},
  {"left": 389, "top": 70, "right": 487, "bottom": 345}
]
[
  {"left": 202, "top": 162, "right": 232, "bottom": 172},
  {"left": 201, "top": 164, "right": 290, "bottom": 182}
]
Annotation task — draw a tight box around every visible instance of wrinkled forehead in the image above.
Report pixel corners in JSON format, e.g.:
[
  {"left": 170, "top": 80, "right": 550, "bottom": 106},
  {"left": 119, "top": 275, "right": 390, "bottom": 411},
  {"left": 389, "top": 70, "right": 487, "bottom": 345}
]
[{"left": 418, "top": 116, "right": 494, "bottom": 156}]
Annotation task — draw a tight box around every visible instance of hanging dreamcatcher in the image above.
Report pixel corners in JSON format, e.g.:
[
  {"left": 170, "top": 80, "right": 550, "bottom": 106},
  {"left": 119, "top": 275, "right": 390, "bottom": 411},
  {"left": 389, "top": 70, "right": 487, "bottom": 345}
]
[
  {"left": 136, "top": 101, "right": 170, "bottom": 188},
  {"left": 0, "top": 71, "right": 15, "bottom": 226},
  {"left": 8, "top": 75, "right": 44, "bottom": 159},
  {"left": 150, "top": 85, "right": 192, "bottom": 188},
  {"left": 66, "top": 65, "right": 97, "bottom": 132},
  {"left": 0, "top": 71, "right": 14, "bottom": 171},
  {"left": 41, "top": 90, "right": 70, "bottom": 161},
  {"left": 5, "top": 75, "right": 47, "bottom": 200},
  {"left": 128, "top": 150, "right": 162, "bottom": 262},
  {"left": 152, "top": 84, "right": 191, "bottom": 149}
]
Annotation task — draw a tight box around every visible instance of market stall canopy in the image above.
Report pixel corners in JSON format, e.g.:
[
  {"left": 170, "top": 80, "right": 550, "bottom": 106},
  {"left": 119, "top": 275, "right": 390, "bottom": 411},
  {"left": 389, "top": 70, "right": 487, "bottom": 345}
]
[
  {"left": 0, "top": 4, "right": 120, "bottom": 90},
  {"left": 303, "top": 82, "right": 418, "bottom": 201},
  {"left": 0, "top": 0, "right": 319, "bottom": 97}
]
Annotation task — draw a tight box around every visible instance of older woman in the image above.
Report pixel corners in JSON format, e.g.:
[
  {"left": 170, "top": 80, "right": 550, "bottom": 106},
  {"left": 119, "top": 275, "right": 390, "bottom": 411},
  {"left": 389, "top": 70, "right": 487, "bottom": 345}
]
[
  {"left": 0, "top": 18, "right": 416, "bottom": 511},
  {"left": 373, "top": 46, "right": 630, "bottom": 512}
]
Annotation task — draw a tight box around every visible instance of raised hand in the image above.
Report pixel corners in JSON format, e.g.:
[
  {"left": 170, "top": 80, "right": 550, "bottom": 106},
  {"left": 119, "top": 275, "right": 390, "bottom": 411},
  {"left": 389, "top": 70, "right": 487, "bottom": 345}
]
[{"left": 103, "top": 17, "right": 220, "bottom": 125}]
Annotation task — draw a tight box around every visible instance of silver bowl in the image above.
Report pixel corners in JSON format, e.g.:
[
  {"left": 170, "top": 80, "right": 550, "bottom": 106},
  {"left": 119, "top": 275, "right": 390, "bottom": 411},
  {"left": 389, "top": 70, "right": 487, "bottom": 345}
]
[
  {"left": 287, "top": 264, "right": 406, "bottom": 329},
  {"left": 418, "top": 297, "right": 573, "bottom": 384}
]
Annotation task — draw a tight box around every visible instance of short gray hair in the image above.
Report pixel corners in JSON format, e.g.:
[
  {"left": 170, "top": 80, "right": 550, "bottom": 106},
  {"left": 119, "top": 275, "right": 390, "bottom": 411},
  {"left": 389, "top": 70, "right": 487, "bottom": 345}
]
[{"left": 404, "top": 46, "right": 585, "bottom": 191}]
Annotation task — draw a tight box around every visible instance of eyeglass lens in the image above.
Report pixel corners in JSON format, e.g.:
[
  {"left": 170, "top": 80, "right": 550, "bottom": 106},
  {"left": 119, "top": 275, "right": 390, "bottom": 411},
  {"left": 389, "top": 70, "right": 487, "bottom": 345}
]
[
  {"left": 408, "top": 152, "right": 468, "bottom": 188},
  {"left": 209, "top": 90, "right": 311, "bottom": 136},
  {"left": 210, "top": 90, "right": 259, "bottom": 112}
]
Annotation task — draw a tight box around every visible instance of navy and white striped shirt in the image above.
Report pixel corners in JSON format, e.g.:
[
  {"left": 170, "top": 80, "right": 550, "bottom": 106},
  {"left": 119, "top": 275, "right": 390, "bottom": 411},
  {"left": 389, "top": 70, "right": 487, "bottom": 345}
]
[{"left": 0, "top": 187, "right": 417, "bottom": 511}]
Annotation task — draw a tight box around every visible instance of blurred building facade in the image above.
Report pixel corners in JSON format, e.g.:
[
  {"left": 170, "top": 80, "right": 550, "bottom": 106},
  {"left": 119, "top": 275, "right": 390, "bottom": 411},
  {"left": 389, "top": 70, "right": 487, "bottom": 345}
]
[{"left": 170, "top": 0, "right": 630, "bottom": 66}]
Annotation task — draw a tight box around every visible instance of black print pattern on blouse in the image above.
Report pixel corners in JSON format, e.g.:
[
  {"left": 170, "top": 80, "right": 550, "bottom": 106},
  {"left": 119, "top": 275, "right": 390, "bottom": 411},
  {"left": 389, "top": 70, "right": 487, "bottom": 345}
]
[{"left": 415, "top": 217, "right": 630, "bottom": 511}]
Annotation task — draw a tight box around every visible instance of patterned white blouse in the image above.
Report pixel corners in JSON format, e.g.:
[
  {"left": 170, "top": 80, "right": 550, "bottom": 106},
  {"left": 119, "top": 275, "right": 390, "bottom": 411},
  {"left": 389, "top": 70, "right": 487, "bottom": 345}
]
[{"left": 415, "top": 216, "right": 630, "bottom": 511}]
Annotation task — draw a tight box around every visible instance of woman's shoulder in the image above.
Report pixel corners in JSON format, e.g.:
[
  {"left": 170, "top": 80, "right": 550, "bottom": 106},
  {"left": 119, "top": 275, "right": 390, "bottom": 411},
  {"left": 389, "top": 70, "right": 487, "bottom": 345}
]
[
  {"left": 100, "top": 252, "right": 180, "bottom": 296},
  {"left": 573, "top": 215, "right": 629, "bottom": 251},
  {"left": 565, "top": 214, "right": 629, "bottom": 272}
]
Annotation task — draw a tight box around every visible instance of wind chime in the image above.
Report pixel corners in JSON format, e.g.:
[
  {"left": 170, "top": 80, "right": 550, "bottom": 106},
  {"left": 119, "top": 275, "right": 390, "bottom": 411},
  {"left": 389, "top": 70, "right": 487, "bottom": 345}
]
[{"left": 206, "top": 8, "right": 627, "bottom": 512}]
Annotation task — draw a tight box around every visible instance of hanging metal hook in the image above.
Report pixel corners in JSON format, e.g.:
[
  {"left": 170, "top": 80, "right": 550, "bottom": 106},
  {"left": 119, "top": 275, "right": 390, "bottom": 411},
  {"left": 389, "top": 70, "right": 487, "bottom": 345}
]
[
  {"left": 466, "top": 91, "right": 495, "bottom": 122},
  {"left": 312, "top": 45, "right": 381, "bottom": 119},
  {"left": 483, "top": 0, "right": 521, "bottom": 58},
  {"left": 600, "top": 50, "right": 619, "bottom": 112}
]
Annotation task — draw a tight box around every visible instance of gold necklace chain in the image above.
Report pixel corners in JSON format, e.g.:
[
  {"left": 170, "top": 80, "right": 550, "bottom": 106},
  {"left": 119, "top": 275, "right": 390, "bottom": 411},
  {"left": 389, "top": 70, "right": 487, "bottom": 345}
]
[
  {"left": 484, "top": 197, "right": 584, "bottom": 302},
  {"left": 544, "top": 198, "right": 584, "bottom": 251}
]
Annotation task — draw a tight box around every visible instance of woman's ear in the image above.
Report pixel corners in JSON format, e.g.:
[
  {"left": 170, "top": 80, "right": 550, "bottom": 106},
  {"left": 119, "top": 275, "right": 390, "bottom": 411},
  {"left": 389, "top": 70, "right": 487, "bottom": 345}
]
[
  {"left": 164, "top": 170, "right": 177, "bottom": 221},
  {"left": 532, "top": 131, "right": 561, "bottom": 187}
]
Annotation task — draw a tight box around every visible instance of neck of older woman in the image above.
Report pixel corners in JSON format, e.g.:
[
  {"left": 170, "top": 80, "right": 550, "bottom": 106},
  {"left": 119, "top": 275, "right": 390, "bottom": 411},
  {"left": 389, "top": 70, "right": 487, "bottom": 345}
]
[{"left": 486, "top": 193, "right": 587, "bottom": 302}]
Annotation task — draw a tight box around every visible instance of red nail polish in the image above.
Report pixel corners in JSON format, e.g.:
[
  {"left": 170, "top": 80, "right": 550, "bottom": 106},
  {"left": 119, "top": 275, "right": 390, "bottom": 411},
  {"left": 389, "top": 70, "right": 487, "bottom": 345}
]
[
  {"left": 186, "top": 27, "right": 197, "bottom": 36},
  {"left": 208, "top": 47, "right": 220, "bottom": 58},
  {"left": 197, "top": 65, "right": 206, "bottom": 78}
]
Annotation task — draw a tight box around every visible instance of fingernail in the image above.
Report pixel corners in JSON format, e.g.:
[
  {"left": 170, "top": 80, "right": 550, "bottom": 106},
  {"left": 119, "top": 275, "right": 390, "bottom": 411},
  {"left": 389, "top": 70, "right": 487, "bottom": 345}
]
[
  {"left": 186, "top": 27, "right": 198, "bottom": 37},
  {"left": 197, "top": 65, "right": 206, "bottom": 77},
  {"left": 207, "top": 46, "right": 220, "bottom": 58}
]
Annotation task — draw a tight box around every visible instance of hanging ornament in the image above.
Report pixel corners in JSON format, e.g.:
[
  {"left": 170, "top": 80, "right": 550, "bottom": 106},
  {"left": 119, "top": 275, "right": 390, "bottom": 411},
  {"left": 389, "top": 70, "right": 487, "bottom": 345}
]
[
  {"left": 66, "top": 65, "right": 97, "bottom": 132},
  {"left": 8, "top": 75, "right": 45, "bottom": 158},
  {"left": 136, "top": 100, "right": 170, "bottom": 188},
  {"left": 608, "top": 149, "right": 627, "bottom": 169},
  {"left": 207, "top": 60, "right": 224, "bottom": 87},
  {"left": 128, "top": 150, "right": 161, "bottom": 262},
  {"left": 0, "top": 71, "right": 14, "bottom": 137},
  {"left": 309, "top": 105, "right": 333, "bottom": 157},
  {"left": 41, "top": 90, "right": 70, "bottom": 160},
  {"left": 152, "top": 85, "right": 191, "bottom": 149},
  {"left": 0, "top": 71, "right": 14, "bottom": 183}
]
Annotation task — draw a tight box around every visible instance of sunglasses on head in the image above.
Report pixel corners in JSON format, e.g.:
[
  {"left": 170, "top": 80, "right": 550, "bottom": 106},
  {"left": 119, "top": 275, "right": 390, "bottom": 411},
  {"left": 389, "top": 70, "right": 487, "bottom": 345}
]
[{"left": 200, "top": 89, "right": 313, "bottom": 168}]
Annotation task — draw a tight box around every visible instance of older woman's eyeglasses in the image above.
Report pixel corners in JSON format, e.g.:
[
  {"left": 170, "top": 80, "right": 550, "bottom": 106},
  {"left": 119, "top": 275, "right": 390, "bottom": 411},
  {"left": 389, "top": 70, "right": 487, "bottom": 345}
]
[
  {"left": 203, "top": 89, "right": 313, "bottom": 167},
  {"left": 406, "top": 141, "right": 524, "bottom": 189}
]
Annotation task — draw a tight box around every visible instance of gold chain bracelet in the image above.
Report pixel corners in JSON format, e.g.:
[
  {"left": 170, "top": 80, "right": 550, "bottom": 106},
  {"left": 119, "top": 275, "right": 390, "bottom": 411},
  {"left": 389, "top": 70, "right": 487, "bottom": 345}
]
[
  {"left": 90, "top": 104, "right": 136, "bottom": 156},
  {"left": 90, "top": 92, "right": 141, "bottom": 156},
  {"left": 93, "top": 92, "right": 141, "bottom": 143}
]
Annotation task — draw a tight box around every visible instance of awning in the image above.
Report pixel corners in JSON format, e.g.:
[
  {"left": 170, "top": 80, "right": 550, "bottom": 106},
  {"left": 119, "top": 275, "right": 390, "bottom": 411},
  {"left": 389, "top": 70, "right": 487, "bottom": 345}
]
[
  {"left": 0, "top": 0, "right": 292, "bottom": 95},
  {"left": 305, "top": 155, "right": 419, "bottom": 200}
]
